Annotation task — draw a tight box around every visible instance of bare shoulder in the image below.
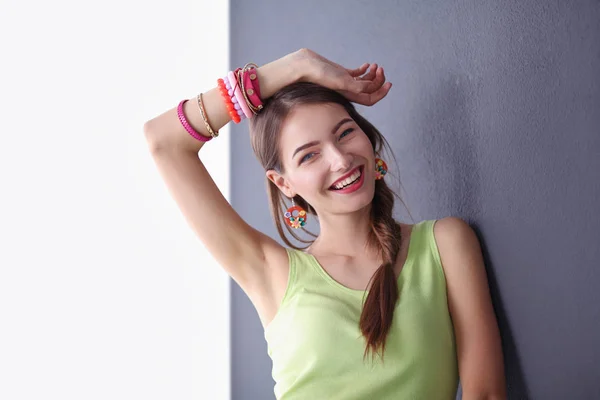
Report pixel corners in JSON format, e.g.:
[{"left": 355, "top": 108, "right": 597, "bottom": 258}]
[
  {"left": 432, "top": 216, "right": 485, "bottom": 275},
  {"left": 433, "top": 216, "right": 472, "bottom": 240},
  {"left": 399, "top": 222, "right": 414, "bottom": 245},
  {"left": 432, "top": 216, "right": 477, "bottom": 245},
  {"left": 398, "top": 222, "right": 414, "bottom": 232}
]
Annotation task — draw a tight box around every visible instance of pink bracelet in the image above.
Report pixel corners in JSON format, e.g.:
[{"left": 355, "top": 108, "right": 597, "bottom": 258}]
[
  {"left": 223, "top": 75, "right": 246, "bottom": 120},
  {"left": 242, "top": 67, "right": 263, "bottom": 110},
  {"left": 177, "top": 100, "right": 212, "bottom": 142},
  {"left": 228, "top": 70, "right": 253, "bottom": 119}
]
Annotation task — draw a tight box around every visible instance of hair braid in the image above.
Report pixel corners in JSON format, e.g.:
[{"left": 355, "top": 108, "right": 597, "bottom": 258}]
[{"left": 360, "top": 178, "right": 403, "bottom": 362}]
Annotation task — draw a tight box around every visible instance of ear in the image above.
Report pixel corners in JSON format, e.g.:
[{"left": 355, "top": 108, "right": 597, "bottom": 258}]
[{"left": 266, "top": 169, "right": 294, "bottom": 198}]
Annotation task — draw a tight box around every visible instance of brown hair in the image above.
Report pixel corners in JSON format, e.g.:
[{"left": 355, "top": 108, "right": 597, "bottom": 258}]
[{"left": 248, "top": 81, "right": 411, "bottom": 361}]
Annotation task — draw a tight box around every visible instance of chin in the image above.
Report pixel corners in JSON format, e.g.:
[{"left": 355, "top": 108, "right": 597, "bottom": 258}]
[{"left": 325, "top": 183, "right": 375, "bottom": 212}]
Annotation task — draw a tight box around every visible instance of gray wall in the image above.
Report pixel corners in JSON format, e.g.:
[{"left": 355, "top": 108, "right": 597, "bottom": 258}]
[{"left": 230, "top": 1, "right": 600, "bottom": 399}]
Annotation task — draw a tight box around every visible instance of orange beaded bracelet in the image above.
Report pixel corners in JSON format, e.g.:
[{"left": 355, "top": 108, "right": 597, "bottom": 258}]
[{"left": 217, "top": 78, "right": 241, "bottom": 123}]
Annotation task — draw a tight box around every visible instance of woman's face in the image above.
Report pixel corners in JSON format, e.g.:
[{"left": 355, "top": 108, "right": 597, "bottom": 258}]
[{"left": 268, "top": 103, "right": 377, "bottom": 216}]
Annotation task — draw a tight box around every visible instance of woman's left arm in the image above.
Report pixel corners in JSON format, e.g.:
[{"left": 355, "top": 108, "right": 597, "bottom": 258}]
[{"left": 434, "top": 217, "right": 507, "bottom": 400}]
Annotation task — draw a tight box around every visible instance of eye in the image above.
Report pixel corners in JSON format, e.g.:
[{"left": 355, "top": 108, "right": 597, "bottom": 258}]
[
  {"left": 299, "top": 128, "right": 354, "bottom": 165},
  {"left": 339, "top": 128, "right": 354, "bottom": 139},
  {"left": 300, "top": 152, "right": 316, "bottom": 164}
]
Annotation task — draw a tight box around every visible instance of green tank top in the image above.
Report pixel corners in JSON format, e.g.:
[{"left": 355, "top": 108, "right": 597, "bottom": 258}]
[{"left": 263, "top": 220, "right": 459, "bottom": 400}]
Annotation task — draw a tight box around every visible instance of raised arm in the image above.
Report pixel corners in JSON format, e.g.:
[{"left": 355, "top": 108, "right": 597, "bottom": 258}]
[{"left": 143, "top": 51, "right": 303, "bottom": 296}]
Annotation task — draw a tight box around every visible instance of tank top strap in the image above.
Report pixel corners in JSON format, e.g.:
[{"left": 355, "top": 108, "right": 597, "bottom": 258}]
[
  {"left": 283, "top": 246, "right": 335, "bottom": 290},
  {"left": 409, "top": 219, "right": 436, "bottom": 261},
  {"left": 420, "top": 219, "right": 447, "bottom": 287},
  {"left": 278, "top": 247, "right": 320, "bottom": 308},
  {"left": 400, "top": 219, "right": 451, "bottom": 306}
]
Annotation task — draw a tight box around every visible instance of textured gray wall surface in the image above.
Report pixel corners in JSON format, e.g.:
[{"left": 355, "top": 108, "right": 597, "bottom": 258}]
[{"left": 230, "top": 1, "right": 600, "bottom": 399}]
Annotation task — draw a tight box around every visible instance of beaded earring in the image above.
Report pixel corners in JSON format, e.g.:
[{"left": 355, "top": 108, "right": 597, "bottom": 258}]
[
  {"left": 375, "top": 158, "right": 388, "bottom": 180},
  {"left": 284, "top": 197, "right": 307, "bottom": 229}
]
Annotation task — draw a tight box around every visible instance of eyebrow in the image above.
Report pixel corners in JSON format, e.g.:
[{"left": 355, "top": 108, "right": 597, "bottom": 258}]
[{"left": 292, "top": 118, "right": 354, "bottom": 159}]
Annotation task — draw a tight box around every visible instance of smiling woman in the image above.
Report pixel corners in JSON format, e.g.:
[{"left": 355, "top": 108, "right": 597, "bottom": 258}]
[
  {"left": 253, "top": 81, "right": 417, "bottom": 362},
  {"left": 144, "top": 48, "right": 505, "bottom": 399}
]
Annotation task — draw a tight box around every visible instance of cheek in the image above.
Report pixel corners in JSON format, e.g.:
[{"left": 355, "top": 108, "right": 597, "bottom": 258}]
[
  {"left": 356, "top": 134, "right": 374, "bottom": 152},
  {"left": 294, "top": 169, "right": 328, "bottom": 193}
]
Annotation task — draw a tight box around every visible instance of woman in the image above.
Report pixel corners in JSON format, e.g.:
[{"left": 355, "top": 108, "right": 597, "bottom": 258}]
[{"left": 144, "top": 48, "right": 506, "bottom": 399}]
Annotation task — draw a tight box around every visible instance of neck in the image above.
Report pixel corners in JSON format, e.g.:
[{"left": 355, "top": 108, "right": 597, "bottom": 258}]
[{"left": 308, "top": 203, "right": 376, "bottom": 258}]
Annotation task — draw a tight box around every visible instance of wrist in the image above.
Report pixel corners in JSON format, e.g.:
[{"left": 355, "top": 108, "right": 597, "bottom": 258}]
[
  {"left": 256, "top": 51, "right": 305, "bottom": 100},
  {"left": 287, "top": 49, "right": 310, "bottom": 83}
]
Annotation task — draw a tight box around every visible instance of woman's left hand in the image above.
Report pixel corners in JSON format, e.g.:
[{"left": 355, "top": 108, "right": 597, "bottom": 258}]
[{"left": 294, "top": 48, "right": 393, "bottom": 106}]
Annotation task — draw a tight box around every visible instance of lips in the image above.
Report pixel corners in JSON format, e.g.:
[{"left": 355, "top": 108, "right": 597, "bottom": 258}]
[{"left": 329, "top": 165, "right": 363, "bottom": 189}]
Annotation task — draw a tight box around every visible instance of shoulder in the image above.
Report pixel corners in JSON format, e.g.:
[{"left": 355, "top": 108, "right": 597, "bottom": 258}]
[
  {"left": 398, "top": 222, "right": 414, "bottom": 237},
  {"left": 432, "top": 216, "right": 483, "bottom": 273},
  {"left": 432, "top": 216, "right": 474, "bottom": 241}
]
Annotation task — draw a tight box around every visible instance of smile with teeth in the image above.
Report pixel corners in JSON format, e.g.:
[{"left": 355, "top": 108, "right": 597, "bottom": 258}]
[{"left": 331, "top": 168, "right": 362, "bottom": 190}]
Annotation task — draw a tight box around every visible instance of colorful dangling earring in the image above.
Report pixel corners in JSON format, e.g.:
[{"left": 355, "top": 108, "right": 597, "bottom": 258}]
[
  {"left": 375, "top": 158, "right": 388, "bottom": 180},
  {"left": 284, "top": 197, "right": 307, "bottom": 229}
]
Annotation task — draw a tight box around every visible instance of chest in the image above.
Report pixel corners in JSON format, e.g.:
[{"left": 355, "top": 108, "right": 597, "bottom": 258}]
[
  {"left": 309, "top": 234, "right": 412, "bottom": 291},
  {"left": 265, "top": 268, "right": 458, "bottom": 388}
]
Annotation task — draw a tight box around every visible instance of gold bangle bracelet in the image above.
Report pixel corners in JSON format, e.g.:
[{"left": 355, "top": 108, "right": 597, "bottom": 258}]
[{"left": 196, "top": 93, "right": 218, "bottom": 138}]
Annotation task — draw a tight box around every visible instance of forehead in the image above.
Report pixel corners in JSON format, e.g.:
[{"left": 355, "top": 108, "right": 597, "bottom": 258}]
[{"left": 279, "top": 103, "right": 349, "bottom": 160}]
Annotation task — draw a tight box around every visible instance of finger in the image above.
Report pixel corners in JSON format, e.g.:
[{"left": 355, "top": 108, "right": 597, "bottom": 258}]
[
  {"left": 362, "top": 81, "right": 393, "bottom": 105},
  {"left": 342, "top": 81, "right": 392, "bottom": 106},
  {"left": 379, "top": 66, "right": 386, "bottom": 85},
  {"left": 347, "top": 66, "right": 387, "bottom": 95},
  {"left": 368, "top": 65, "right": 388, "bottom": 92},
  {"left": 355, "top": 64, "right": 386, "bottom": 94},
  {"left": 353, "top": 63, "right": 377, "bottom": 83},
  {"left": 346, "top": 63, "right": 370, "bottom": 78},
  {"left": 371, "top": 64, "right": 385, "bottom": 83}
]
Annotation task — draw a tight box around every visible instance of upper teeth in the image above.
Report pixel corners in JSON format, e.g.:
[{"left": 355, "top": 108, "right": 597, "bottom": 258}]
[{"left": 333, "top": 169, "right": 361, "bottom": 189}]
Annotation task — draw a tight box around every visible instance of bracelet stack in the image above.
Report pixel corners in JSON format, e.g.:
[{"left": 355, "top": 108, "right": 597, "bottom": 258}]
[{"left": 176, "top": 63, "right": 264, "bottom": 143}]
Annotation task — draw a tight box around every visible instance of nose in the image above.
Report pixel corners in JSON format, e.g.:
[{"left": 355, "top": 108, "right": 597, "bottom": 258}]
[{"left": 329, "top": 146, "right": 353, "bottom": 172}]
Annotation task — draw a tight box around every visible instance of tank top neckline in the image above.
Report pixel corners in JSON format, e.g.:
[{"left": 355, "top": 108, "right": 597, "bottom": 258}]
[{"left": 300, "top": 220, "right": 424, "bottom": 296}]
